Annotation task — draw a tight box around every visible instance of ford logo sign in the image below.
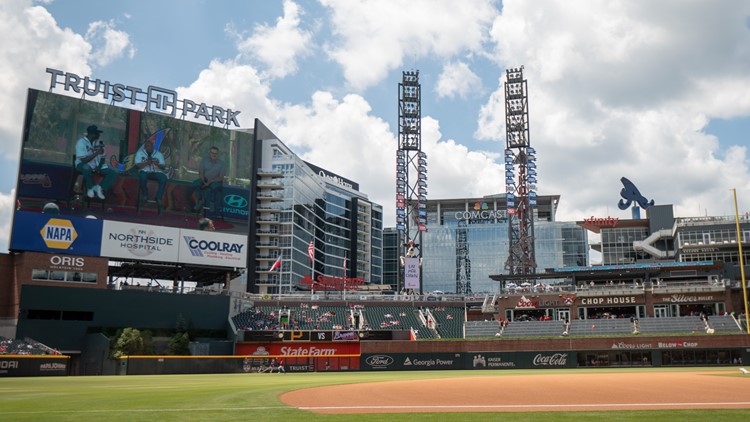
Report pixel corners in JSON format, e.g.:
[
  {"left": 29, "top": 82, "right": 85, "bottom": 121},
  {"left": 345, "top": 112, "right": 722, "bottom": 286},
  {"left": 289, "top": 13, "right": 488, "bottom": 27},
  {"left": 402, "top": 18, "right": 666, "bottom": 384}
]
[
  {"left": 365, "top": 355, "right": 394, "bottom": 367},
  {"left": 223, "top": 194, "right": 248, "bottom": 208}
]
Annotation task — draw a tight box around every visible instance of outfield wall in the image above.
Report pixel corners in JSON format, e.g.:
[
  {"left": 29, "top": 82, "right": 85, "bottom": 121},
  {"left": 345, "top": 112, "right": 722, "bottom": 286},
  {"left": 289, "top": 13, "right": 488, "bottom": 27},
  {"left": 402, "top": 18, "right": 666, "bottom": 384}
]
[{"left": 0, "top": 356, "right": 70, "bottom": 377}]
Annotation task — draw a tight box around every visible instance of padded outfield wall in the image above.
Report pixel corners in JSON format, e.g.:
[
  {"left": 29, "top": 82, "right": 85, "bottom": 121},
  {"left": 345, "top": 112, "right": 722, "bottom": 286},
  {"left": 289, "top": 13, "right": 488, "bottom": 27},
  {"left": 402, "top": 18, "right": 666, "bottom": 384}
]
[{"left": 117, "top": 333, "right": 750, "bottom": 375}]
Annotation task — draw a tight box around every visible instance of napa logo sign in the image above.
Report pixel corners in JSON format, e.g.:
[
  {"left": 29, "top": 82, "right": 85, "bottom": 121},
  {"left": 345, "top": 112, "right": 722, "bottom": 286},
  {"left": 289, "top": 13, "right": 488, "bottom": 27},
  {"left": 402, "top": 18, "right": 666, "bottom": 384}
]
[
  {"left": 40, "top": 218, "right": 77, "bottom": 249},
  {"left": 11, "top": 211, "right": 102, "bottom": 256}
]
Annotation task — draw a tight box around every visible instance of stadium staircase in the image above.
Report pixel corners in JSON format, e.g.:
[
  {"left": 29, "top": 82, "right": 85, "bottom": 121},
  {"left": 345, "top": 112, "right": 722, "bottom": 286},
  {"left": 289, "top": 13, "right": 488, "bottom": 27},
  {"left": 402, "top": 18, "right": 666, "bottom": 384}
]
[
  {"left": 706, "top": 315, "right": 744, "bottom": 334},
  {"left": 428, "top": 306, "right": 465, "bottom": 338}
]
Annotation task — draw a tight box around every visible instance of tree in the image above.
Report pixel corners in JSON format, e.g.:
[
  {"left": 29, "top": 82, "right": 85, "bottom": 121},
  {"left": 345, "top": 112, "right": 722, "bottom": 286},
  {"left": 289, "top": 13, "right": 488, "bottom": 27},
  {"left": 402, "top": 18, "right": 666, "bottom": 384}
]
[
  {"left": 167, "top": 332, "right": 190, "bottom": 356},
  {"left": 111, "top": 328, "right": 144, "bottom": 358}
]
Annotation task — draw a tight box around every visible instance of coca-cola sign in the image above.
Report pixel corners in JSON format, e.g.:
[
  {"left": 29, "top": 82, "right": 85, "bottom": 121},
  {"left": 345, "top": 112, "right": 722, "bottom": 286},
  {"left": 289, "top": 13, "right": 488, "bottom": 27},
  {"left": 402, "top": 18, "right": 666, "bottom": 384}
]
[
  {"left": 532, "top": 353, "right": 568, "bottom": 366},
  {"left": 365, "top": 355, "right": 394, "bottom": 368}
]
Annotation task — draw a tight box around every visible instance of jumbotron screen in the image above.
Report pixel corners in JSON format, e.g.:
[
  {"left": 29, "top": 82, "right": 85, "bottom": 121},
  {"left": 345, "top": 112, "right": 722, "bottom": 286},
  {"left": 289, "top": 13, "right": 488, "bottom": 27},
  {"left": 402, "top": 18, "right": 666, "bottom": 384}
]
[{"left": 10, "top": 89, "right": 253, "bottom": 268}]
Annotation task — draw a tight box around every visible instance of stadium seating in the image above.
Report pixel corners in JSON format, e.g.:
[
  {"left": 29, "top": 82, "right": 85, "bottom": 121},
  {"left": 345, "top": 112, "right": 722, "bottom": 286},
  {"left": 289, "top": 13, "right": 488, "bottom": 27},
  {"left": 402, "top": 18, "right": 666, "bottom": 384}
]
[
  {"left": 429, "top": 306, "right": 465, "bottom": 338},
  {"left": 0, "top": 336, "right": 60, "bottom": 355},
  {"left": 464, "top": 321, "right": 502, "bottom": 338},
  {"left": 706, "top": 315, "right": 743, "bottom": 334},
  {"left": 635, "top": 316, "right": 706, "bottom": 335},
  {"left": 501, "top": 320, "right": 567, "bottom": 337},
  {"left": 567, "top": 318, "right": 634, "bottom": 336}
]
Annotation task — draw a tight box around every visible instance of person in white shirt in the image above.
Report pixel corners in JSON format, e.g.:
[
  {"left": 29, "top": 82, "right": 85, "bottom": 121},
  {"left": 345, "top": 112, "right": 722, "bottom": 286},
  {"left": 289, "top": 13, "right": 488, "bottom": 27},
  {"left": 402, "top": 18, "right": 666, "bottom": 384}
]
[
  {"left": 134, "top": 139, "right": 168, "bottom": 206},
  {"left": 74, "top": 125, "right": 117, "bottom": 200}
]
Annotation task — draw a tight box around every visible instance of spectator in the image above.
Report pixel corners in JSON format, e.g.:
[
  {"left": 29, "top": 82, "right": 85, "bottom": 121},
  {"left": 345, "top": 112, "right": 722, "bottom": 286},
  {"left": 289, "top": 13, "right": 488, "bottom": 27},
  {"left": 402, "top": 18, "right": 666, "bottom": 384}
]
[{"left": 199, "top": 218, "right": 215, "bottom": 231}]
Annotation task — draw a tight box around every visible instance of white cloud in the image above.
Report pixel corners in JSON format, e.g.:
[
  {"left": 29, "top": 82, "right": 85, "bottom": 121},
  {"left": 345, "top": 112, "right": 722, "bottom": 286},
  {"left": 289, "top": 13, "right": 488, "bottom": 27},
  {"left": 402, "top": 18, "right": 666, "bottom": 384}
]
[
  {"left": 435, "top": 61, "right": 482, "bottom": 99},
  {"left": 0, "top": 2, "right": 92, "bottom": 162},
  {"left": 175, "top": 59, "right": 281, "bottom": 129},
  {"left": 320, "top": 0, "right": 497, "bottom": 90},
  {"left": 234, "top": 0, "right": 313, "bottom": 79},
  {"left": 274, "top": 91, "right": 505, "bottom": 225},
  {"left": 479, "top": 0, "right": 750, "bottom": 222},
  {"left": 85, "top": 20, "right": 136, "bottom": 67}
]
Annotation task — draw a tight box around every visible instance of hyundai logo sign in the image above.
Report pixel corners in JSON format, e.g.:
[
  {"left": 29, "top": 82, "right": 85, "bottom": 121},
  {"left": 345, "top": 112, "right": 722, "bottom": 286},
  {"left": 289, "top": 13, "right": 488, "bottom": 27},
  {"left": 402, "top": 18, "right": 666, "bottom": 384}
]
[{"left": 223, "top": 194, "right": 248, "bottom": 209}]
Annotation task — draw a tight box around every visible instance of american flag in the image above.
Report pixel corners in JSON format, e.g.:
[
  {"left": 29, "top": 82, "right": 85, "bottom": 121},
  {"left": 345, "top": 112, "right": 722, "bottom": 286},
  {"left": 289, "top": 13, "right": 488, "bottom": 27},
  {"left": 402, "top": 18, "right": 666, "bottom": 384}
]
[
  {"left": 308, "top": 241, "right": 314, "bottom": 263},
  {"left": 268, "top": 255, "right": 282, "bottom": 271}
]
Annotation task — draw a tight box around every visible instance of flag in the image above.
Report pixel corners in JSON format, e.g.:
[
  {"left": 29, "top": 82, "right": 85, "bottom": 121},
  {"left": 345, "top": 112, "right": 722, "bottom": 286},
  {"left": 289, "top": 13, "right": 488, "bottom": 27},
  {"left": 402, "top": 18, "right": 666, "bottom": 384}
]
[
  {"left": 343, "top": 256, "right": 347, "bottom": 273},
  {"left": 308, "top": 241, "right": 314, "bottom": 263},
  {"left": 268, "top": 255, "right": 282, "bottom": 271}
]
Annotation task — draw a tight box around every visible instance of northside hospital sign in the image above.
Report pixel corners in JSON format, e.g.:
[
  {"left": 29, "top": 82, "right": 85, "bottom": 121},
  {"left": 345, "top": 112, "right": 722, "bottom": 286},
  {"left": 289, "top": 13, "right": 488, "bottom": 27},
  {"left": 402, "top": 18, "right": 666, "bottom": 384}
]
[{"left": 46, "top": 68, "right": 242, "bottom": 127}]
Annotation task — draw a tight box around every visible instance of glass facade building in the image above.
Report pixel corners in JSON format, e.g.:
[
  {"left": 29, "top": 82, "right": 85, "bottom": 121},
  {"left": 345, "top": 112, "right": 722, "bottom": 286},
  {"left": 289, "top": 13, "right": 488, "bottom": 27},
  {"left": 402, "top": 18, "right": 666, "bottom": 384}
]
[
  {"left": 248, "top": 123, "right": 383, "bottom": 294},
  {"left": 383, "top": 195, "right": 588, "bottom": 294}
]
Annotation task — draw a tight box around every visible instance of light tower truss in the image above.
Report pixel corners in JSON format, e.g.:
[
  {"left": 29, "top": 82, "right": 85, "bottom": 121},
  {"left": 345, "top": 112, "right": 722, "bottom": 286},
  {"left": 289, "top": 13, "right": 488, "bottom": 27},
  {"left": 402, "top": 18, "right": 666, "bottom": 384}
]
[
  {"left": 503, "top": 66, "right": 537, "bottom": 280},
  {"left": 455, "top": 220, "right": 471, "bottom": 294},
  {"left": 396, "top": 70, "right": 427, "bottom": 293}
]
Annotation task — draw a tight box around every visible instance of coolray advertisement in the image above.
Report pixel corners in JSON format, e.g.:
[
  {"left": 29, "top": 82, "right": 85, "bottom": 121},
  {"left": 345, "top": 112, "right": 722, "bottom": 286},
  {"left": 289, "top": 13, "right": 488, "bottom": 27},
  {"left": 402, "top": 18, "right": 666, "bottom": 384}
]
[
  {"left": 10, "top": 211, "right": 103, "bottom": 256},
  {"left": 179, "top": 229, "right": 247, "bottom": 267},
  {"left": 13, "top": 88, "right": 254, "bottom": 250},
  {"left": 101, "top": 220, "right": 180, "bottom": 262}
]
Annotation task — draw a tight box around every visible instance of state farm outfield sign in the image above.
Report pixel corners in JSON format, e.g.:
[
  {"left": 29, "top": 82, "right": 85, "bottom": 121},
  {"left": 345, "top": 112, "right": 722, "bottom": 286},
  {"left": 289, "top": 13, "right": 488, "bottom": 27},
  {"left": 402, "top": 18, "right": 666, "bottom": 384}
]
[{"left": 46, "top": 68, "right": 242, "bottom": 127}]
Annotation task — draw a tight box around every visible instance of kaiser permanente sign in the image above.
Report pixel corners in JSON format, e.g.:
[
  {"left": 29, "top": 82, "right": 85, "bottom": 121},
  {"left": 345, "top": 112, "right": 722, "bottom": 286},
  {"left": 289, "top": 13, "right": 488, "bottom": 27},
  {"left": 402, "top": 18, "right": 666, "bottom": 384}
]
[
  {"left": 46, "top": 68, "right": 241, "bottom": 127},
  {"left": 11, "top": 211, "right": 246, "bottom": 268}
]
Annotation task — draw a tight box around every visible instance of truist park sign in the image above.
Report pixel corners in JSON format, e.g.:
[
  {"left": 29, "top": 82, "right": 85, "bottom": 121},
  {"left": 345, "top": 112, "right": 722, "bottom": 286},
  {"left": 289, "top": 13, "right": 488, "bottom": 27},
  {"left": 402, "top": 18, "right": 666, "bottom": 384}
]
[{"left": 46, "top": 68, "right": 242, "bottom": 127}]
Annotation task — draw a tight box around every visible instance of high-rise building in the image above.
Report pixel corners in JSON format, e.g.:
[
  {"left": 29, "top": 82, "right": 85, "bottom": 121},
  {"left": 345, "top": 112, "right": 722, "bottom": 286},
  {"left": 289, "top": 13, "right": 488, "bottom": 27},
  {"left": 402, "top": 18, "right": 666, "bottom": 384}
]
[{"left": 248, "top": 121, "right": 383, "bottom": 294}]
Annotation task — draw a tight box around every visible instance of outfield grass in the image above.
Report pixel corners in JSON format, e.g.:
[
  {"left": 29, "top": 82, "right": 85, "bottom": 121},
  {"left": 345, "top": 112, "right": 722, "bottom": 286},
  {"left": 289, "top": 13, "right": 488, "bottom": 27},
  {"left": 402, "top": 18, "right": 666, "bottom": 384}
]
[{"left": 0, "top": 367, "right": 747, "bottom": 421}]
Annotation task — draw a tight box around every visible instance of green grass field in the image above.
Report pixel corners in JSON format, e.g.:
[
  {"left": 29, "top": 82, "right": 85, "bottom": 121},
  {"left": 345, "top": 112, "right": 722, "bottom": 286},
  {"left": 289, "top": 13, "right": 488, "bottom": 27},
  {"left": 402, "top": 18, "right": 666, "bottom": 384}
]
[{"left": 0, "top": 367, "right": 747, "bottom": 421}]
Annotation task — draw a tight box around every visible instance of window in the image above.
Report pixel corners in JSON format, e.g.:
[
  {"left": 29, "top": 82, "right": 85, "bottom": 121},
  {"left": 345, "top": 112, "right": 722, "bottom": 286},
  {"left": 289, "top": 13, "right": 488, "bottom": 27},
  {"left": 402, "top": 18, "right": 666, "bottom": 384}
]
[{"left": 31, "top": 269, "right": 97, "bottom": 284}]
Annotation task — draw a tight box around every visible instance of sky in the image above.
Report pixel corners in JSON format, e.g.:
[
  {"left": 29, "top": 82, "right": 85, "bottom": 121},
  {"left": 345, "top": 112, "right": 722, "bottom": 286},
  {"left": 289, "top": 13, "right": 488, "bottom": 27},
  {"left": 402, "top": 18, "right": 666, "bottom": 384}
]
[{"left": 1, "top": 0, "right": 750, "bottom": 264}]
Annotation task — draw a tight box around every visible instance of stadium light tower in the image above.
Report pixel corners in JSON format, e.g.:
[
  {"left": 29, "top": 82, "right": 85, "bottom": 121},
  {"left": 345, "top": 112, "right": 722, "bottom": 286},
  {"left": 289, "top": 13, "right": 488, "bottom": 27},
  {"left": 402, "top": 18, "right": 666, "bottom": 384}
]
[
  {"left": 396, "top": 70, "right": 428, "bottom": 294},
  {"left": 455, "top": 220, "right": 471, "bottom": 294},
  {"left": 504, "top": 66, "right": 537, "bottom": 282}
]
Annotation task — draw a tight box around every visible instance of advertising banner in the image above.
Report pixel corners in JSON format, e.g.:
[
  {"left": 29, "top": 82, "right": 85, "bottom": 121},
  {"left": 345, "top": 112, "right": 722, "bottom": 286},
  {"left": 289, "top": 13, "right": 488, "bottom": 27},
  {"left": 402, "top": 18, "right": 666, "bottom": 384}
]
[
  {"left": 17, "top": 161, "right": 73, "bottom": 200},
  {"left": 466, "top": 351, "right": 576, "bottom": 370},
  {"left": 0, "top": 356, "right": 69, "bottom": 377},
  {"left": 404, "top": 257, "right": 420, "bottom": 289},
  {"left": 361, "top": 353, "right": 463, "bottom": 371},
  {"left": 235, "top": 342, "right": 360, "bottom": 357},
  {"left": 10, "top": 211, "right": 102, "bottom": 256},
  {"left": 178, "top": 229, "right": 247, "bottom": 268},
  {"left": 220, "top": 186, "right": 252, "bottom": 220},
  {"left": 101, "top": 221, "right": 180, "bottom": 262}
]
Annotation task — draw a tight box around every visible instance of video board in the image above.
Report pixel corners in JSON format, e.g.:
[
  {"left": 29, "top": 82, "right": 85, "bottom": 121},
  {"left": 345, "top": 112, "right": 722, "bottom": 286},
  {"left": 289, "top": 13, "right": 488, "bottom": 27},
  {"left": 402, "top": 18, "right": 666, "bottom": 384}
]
[{"left": 11, "top": 89, "right": 254, "bottom": 268}]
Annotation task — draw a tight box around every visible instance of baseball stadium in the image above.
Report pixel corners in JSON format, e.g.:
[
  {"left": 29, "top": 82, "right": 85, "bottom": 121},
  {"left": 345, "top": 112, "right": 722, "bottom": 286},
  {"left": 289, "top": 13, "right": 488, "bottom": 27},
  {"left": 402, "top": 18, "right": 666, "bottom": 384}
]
[{"left": 0, "top": 69, "right": 749, "bottom": 420}]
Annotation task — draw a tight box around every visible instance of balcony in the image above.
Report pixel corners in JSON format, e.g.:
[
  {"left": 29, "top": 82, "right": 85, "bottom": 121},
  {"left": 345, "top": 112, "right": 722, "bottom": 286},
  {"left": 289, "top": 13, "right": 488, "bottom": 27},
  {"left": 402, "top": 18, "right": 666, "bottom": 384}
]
[
  {"left": 257, "top": 180, "right": 284, "bottom": 189},
  {"left": 257, "top": 168, "right": 284, "bottom": 177},
  {"left": 256, "top": 241, "right": 279, "bottom": 249},
  {"left": 257, "top": 192, "right": 283, "bottom": 201}
]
